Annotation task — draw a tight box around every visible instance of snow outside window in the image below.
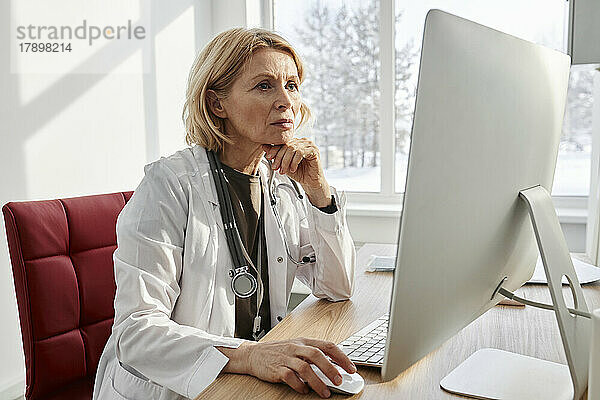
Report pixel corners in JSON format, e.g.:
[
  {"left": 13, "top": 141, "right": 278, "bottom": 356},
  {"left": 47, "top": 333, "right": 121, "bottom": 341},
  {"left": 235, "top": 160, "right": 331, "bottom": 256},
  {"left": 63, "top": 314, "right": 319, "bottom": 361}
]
[{"left": 273, "top": 0, "right": 593, "bottom": 197}]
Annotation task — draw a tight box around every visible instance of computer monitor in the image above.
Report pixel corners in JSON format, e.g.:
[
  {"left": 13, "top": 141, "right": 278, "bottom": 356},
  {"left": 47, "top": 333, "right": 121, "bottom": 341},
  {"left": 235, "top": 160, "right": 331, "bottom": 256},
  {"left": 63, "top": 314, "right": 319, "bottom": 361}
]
[
  {"left": 568, "top": 0, "right": 600, "bottom": 65},
  {"left": 381, "top": 9, "right": 585, "bottom": 399}
]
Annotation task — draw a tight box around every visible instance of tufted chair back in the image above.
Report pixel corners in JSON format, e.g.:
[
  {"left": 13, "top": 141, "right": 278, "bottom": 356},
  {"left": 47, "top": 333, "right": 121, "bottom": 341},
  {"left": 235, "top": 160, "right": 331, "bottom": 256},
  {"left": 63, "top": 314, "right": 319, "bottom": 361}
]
[{"left": 2, "top": 191, "right": 133, "bottom": 399}]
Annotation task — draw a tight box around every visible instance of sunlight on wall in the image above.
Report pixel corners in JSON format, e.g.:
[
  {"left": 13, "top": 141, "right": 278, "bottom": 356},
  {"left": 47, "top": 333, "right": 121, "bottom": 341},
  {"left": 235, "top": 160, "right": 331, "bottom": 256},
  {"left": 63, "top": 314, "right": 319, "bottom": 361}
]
[
  {"left": 12, "top": 0, "right": 149, "bottom": 104},
  {"left": 155, "top": 5, "right": 196, "bottom": 158},
  {"left": 23, "top": 48, "right": 147, "bottom": 199}
]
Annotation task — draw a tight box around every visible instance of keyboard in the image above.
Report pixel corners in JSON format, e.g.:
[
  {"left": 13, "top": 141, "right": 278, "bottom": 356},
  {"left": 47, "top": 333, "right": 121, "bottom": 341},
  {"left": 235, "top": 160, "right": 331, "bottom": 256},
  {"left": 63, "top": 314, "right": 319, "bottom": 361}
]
[{"left": 338, "top": 314, "right": 389, "bottom": 367}]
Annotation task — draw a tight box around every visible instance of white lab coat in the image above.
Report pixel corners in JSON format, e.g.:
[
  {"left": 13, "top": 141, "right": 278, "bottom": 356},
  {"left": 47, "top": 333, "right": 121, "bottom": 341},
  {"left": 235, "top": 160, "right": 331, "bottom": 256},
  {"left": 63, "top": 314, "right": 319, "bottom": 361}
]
[{"left": 92, "top": 145, "right": 356, "bottom": 400}]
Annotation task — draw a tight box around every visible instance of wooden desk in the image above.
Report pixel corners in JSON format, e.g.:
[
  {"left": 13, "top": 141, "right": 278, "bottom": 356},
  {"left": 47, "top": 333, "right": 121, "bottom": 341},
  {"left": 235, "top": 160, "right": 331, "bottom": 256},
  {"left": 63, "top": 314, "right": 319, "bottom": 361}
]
[{"left": 197, "top": 243, "right": 599, "bottom": 399}]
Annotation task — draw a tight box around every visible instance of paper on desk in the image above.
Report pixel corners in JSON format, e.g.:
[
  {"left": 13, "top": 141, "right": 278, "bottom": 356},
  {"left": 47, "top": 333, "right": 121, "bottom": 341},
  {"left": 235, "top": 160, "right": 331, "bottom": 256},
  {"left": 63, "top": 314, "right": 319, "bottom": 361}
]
[
  {"left": 365, "top": 255, "right": 396, "bottom": 272},
  {"left": 527, "top": 255, "right": 600, "bottom": 285}
]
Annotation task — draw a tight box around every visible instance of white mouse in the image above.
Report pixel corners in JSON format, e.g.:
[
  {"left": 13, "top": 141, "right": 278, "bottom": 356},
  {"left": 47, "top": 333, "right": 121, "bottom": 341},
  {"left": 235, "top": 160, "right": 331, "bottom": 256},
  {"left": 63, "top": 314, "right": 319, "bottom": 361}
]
[{"left": 308, "top": 363, "right": 365, "bottom": 395}]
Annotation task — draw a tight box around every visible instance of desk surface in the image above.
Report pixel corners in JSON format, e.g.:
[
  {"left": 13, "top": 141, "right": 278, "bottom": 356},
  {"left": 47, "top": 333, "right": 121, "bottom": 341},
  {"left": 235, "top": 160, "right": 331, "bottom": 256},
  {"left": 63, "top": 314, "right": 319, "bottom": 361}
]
[{"left": 196, "top": 243, "right": 598, "bottom": 399}]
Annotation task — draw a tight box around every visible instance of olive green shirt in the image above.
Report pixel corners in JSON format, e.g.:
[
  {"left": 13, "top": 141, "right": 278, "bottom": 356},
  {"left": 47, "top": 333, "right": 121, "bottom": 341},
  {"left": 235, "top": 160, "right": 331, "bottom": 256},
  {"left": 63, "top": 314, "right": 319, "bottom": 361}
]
[{"left": 219, "top": 162, "right": 271, "bottom": 340}]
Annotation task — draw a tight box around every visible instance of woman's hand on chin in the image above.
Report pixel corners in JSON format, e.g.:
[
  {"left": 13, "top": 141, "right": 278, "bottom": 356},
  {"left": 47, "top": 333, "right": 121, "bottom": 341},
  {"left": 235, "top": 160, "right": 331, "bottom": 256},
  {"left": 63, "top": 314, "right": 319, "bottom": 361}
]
[
  {"left": 217, "top": 338, "right": 356, "bottom": 398},
  {"left": 262, "top": 139, "right": 332, "bottom": 208}
]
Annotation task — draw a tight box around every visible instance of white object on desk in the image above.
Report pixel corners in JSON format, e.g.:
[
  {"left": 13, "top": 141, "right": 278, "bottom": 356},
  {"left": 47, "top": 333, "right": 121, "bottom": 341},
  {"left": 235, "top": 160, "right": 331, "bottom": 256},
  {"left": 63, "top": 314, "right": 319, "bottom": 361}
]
[
  {"left": 440, "top": 348, "right": 573, "bottom": 400},
  {"left": 303, "top": 364, "right": 364, "bottom": 395},
  {"left": 365, "top": 255, "right": 396, "bottom": 272},
  {"left": 527, "top": 256, "right": 600, "bottom": 284}
]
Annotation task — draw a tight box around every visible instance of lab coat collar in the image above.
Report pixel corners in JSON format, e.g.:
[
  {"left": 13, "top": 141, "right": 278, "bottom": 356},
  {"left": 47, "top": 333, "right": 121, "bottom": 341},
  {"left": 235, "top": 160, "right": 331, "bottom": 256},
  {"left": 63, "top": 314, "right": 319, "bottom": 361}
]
[{"left": 192, "top": 145, "right": 273, "bottom": 206}]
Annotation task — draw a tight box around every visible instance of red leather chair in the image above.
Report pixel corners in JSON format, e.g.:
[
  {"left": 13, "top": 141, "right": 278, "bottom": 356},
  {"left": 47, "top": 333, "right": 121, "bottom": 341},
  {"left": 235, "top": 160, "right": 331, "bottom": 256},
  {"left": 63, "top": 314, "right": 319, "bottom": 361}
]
[{"left": 2, "top": 191, "right": 133, "bottom": 400}]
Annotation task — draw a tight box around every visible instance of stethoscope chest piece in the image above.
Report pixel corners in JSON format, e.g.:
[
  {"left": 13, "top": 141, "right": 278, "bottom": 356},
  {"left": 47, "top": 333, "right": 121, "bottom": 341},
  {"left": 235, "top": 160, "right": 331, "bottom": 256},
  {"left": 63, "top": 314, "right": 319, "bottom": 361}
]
[{"left": 229, "top": 266, "right": 257, "bottom": 298}]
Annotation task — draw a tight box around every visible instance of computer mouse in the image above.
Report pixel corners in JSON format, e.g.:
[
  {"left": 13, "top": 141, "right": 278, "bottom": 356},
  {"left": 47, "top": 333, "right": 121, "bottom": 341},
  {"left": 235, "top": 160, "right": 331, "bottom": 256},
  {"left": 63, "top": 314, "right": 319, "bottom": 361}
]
[{"left": 309, "top": 363, "right": 365, "bottom": 395}]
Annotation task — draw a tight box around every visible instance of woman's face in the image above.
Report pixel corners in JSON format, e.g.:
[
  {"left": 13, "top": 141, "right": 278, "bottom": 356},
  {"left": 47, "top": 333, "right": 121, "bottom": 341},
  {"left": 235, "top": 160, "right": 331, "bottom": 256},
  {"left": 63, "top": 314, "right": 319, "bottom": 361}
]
[{"left": 209, "top": 48, "right": 302, "bottom": 146}]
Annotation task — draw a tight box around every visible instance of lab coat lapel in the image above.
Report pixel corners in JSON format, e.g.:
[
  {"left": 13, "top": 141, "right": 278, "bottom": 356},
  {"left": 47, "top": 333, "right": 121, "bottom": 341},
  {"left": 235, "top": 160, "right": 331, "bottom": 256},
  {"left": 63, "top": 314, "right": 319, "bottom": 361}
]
[
  {"left": 258, "top": 161, "right": 288, "bottom": 326},
  {"left": 192, "top": 145, "right": 236, "bottom": 333},
  {"left": 196, "top": 147, "right": 219, "bottom": 205},
  {"left": 197, "top": 148, "right": 225, "bottom": 234},
  {"left": 201, "top": 170, "right": 220, "bottom": 212}
]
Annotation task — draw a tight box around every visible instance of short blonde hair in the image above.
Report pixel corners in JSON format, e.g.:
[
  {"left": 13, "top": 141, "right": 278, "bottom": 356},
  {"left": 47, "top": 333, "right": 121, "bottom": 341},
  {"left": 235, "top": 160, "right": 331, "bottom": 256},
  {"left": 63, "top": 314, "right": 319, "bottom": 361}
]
[{"left": 182, "top": 27, "right": 313, "bottom": 151}]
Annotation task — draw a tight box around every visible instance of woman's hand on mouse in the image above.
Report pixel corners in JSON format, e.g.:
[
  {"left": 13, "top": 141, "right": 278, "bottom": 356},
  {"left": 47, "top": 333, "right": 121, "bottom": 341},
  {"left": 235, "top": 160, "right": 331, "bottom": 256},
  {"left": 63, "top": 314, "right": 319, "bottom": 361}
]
[
  {"left": 262, "top": 139, "right": 332, "bottom": 209},
  {"left": 218, "top": 337, "right": 356, "bottom": 398}
]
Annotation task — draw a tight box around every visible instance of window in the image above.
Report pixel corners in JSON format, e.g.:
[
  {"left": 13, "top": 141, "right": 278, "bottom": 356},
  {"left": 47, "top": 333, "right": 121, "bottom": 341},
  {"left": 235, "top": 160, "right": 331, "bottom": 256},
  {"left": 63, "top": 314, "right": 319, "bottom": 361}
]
[
  {"left": 274, "top": 0, "right": 381, "bottom": 192},
  {"left": 556, "top": 64, "right": 595, "bottom": 196},
  {"left": 274, "top": 0, "right": 594, "bottom": 198}
]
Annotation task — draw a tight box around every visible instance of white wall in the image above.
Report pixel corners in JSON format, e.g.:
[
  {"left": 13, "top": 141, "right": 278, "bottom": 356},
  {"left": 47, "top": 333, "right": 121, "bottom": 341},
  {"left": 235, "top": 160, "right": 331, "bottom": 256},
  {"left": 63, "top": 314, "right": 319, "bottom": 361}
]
[{"left": 0, "top": 0, "right": 250, "bottom": 397}]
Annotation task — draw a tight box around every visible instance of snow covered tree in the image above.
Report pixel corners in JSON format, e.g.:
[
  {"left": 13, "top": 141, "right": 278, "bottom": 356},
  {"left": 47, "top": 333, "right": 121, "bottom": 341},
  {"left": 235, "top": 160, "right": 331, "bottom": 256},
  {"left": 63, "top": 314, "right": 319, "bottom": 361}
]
[
  {"left": 294, "top": 0, "right": 417, "bottom": 169},
  {"left": 562, "top": 68, "right": 595, "bottom": 153},
  {"left": 294, "top": 0, "right": 337, "bottom": 168}
]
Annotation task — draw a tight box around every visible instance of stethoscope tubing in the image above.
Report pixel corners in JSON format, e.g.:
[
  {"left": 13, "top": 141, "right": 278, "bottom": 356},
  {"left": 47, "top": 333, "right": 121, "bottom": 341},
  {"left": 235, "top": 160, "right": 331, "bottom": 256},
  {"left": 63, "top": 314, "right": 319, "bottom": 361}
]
[
  {"left": 207, "top": 149, "right": 264, "bottom": 306},
  {"left": 208, "top": 148, "right": 316, "bottom": 269},
  {"left": 266, "top": 162, "right": 316, "bottom": 266},
  {"left": 206, "top": 147, "right": 320, "bottom": 339},
  {"left": 207, "top": 150, "right": 243, "bottom": 267}
]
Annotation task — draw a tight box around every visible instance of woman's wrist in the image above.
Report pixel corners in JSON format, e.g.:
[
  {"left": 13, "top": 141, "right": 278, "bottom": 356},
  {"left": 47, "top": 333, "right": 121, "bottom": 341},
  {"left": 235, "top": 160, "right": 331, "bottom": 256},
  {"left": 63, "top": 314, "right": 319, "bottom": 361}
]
[
  {"left": 303, "top": 178, "right": 332, "bottom": 208},
  {"left": 216, "top": 341, "right": 256, "bottom": 375}
]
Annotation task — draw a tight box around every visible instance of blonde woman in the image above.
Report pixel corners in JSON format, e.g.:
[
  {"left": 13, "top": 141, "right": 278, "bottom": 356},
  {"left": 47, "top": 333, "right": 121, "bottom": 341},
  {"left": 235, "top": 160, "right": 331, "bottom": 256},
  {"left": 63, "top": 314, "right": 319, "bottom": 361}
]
[{"left": 93, "top": 27, "right": 356, "bottom": 400}]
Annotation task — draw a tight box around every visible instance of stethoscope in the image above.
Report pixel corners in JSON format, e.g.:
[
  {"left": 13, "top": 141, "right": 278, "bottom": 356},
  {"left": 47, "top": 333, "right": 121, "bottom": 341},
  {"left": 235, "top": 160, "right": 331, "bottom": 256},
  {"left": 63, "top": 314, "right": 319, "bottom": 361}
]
[{"left": 205, "top": 148, "right": 316, "bottom": 340}]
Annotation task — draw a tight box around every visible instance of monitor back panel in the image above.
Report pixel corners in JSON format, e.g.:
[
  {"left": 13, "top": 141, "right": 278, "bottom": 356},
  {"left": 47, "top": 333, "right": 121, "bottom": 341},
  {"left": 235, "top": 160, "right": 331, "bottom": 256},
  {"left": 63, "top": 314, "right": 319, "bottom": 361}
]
[{"left": 382, "top": 9, "right": 571, "bottom": 381}]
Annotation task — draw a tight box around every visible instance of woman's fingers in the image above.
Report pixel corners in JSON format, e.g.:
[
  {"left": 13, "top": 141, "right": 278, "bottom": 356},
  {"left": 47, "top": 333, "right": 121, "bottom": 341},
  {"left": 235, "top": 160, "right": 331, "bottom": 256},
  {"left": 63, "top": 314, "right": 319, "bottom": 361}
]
[
  {"left": 263, "top": 144, "right": 280, "bottom": 162},
  {"left": 278, "top": 367, "right": 309, "bottom": 394},
  {"left": 279, "top": 149, "right": 296, "bottom": 175},
  {"left": 288, "top": 357, "right": 331, "bottom": 398},
  {"left": 290, "top": 151, "right": 304, "bottom": 173},
  {"left": 263, "top": 139, "right": 315, "bottom": 172},
  {"left": 295, "top": 345, "right": 342, "bottom": 387},
  {"left": 241, "top": 339, "right": 355, "bottom": 398},
  {"left": 261, "top": 144, "right": 273, "bottom": 154},
  {"left": 303, "top": 339, "right": 357, "bottom": 374},
  {"left": 263, "top": 144, "right": 279, "bottom": 159},
  {"left": 271, "top": 146, "right": 287, "bottom": 171}
]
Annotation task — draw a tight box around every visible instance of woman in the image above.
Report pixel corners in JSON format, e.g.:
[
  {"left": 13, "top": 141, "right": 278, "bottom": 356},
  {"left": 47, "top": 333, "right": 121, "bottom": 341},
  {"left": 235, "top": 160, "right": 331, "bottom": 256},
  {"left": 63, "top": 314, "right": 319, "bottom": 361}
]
[{"left": 93, "top": 27, "right": 356, "bottom": 400}]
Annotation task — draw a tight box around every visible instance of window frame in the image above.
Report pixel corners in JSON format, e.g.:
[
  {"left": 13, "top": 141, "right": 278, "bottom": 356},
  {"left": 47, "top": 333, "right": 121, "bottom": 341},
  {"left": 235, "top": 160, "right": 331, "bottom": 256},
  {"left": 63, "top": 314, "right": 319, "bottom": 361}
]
[{"left": 266, "top": 0, "right": 589, "bottom": 224}]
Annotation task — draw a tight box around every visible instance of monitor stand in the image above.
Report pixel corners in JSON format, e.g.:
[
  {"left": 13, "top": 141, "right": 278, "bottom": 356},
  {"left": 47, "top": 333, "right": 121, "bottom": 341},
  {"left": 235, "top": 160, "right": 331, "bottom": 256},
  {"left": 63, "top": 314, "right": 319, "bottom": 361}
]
[{"left": 440, "top": 185, "right": 592, "bottom": 400}]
